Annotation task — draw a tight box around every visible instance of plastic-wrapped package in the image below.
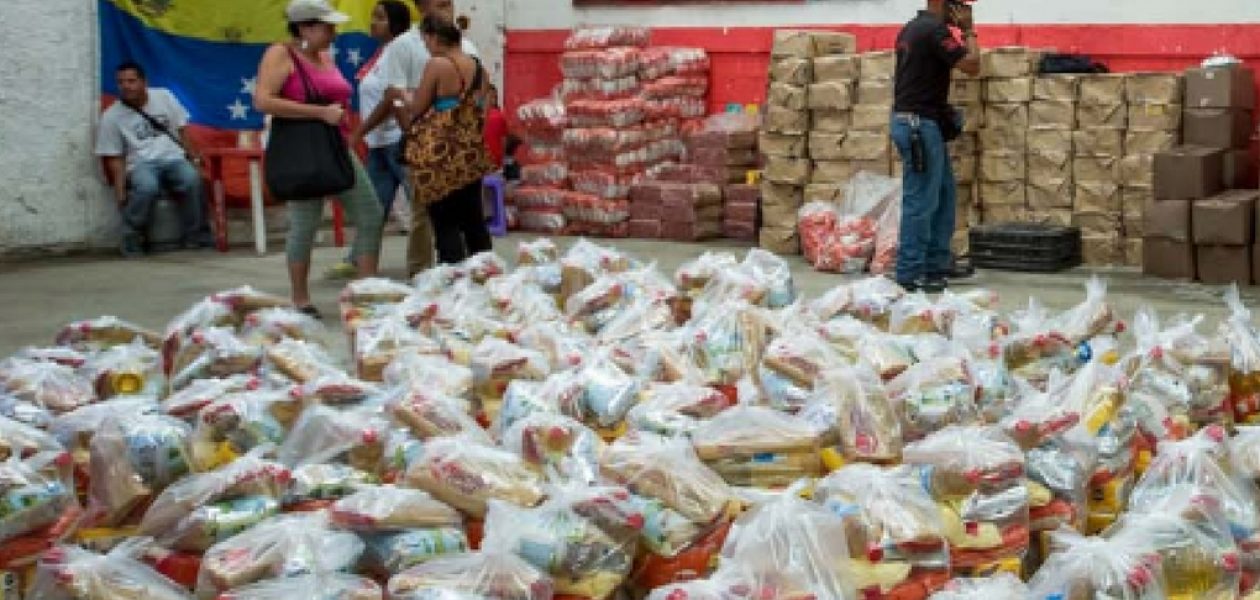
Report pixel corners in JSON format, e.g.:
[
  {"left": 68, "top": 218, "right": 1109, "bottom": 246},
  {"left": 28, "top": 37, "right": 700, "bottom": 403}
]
[
  {"left": 886, "top": 356, "right": 977, "bottom": 442},
  {"left": 813, "top": 464, "right": 950, "bottom": 598},
  {"left": 690, "top": 406, "right": 823, "bottom": 488},
  {"left": 30, "top": 539, "right": 193, "bottom": 600},
  {"left": 949, "top": 312, "right": 1012, "bottom": 422},
  {"left": 565, "top": 25, "right": 650, "bottom": 49},
  {"left": 1230, "top": 425, "right": 1260, "bottom": 487},
  {"left": 386, "top": 551, "right": 553, "bottom": 600},
  {"left": 50, "top": 398, "right": 159, "bottom": 489},
  {"left": 799, "top": 202, "right": 877, "bottom": 274},
  {"left": 353, "top": 318, "right": 442, "bottom": 383},
  {"left": 902, "top": 425, "right": 1029, "bottom": 570},
  {"left": 88, "top": 413, "right": 192, "bottom": 526},
  {"left": 293, "top": 372, "right": 381, "bottom": 405},
  {"left": 1086, "top": 405, "right": 1139, "bottom": 533},
  {"left": 625, "top": 382, "right": 734, "bottom": 437},
  {"left": 0, "top": 359, "right": 95, "bottom": 414},
  {"left": 330, "top": 486, "right": 463, "bottom": 531},
  {"left": 285, "top": 463, "right": 379, "bottom": 508},
  {"left": 740, "top": 249, "right": 796, "bottom": 309},
  {"left": 277, "top": 404, "right": 389, "bottom": 475},
  {"left": 340, "top": 277, "right": 415, "bottom": 323},
  {"left": 758, "top": 327, "right": 843, "bottom": 413},
  {"left": 1028, "top": 528, "right": 1165, "bottom": 600},
  {"left": 675, "top": 252, "right": 739, "bottom": 293},
  {"left": 196, "top": 512, "right": 365, "bottom": 598},
  {"left": 1, "top": 413, "right": 67, "bottom": 460},
  {"left": 18, "top": 346, "right": 90, "bottom": 369},
  {"left": 813, "top": 363, "right": 903, "bottom": 464},
  {"left": 601, "top": 432, "right": 734, "bottom": 531},
  {"left": 0, "top": 451, "right": 79, "bottom": 545},
  {"left": 160, "top": 374, "right": 261, "bottom": 419},
  {"left": 240, "top": 307, "right": 325, "bottom": 346},
  {"left": 209, "top": 286, "right": 292, "bottom": 320},
  {"left": 189, "top": 390, "right": 302, "bottom": 470},
  {"left": 564, "top": 352, "right": 642, "bottom": 429},
  {"left": 265, "top": 338, "right": 341, "bottom": 384},
  {"left": 138, "top": 452, "right": 290, "bottom": 552},
  {"left": 55, "top": 316, "right": 162, "bottom": 350},
  {"left": 1218, "top": 286, "right": 1260, "bottom": 424},
  {"left": 687, "top": 302, "right": 770, "bottom": 387},
  {"left": 168, "top": 327, "right": 262, "bottom": 391},
  {"left": 809, "top": 277, "right": 906, "bottom": 328},
  {"left": 469, "top": 339, "right": 550, "bottom": 405},
  {"left": 928, "top": 573, "right": 1029, "bottom": 599},
  {"left": 84, "top": 338, "right": 164, "bottom": 399},
  {"left": 512, "top": 321, "right": 592, "bottom": 371},
  {"left": 1049, "top": 276, "right": 1123, "bottom": 346},
  {"left": 1122, "top": 309, "right": 1231, "bottom": 437},
  {"left": 493, "top": 376, "right": 568, "bottom": 438},
  {"left": 517, "top": 98, "right": 568, "bottom": 140},
  {"left": 404, "top": 436, "right": 546, "bottom": 518},
  {"left": 561, "top": 48, "right": 643, "bottom": 80},
  {"left": 502, "top": 412, "right": 604, "bottom": 484},
  {"left": 516, "top": 239, "right": 560, "bottom": 266},
  {"left": 1024, "top": 433, "right": 1097, "bottom": 534},
  {"left": 1003, "top": 299, "right": 1085, "bottom": 387},
  {"left": 216, "top": 573, "right": 382, "bottom": 600},
  {"left": 163, "top": 299, "right": 238, "bottom": 368},
  {"left": 387, "top": 387, "right": 486, "bottom": 443},
  {"left": 384, "top": 353, "right": 473, "bottom": 400}
]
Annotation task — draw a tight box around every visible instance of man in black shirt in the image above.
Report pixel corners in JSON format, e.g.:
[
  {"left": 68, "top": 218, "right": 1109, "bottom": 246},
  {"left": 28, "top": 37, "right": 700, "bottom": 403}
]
[{"left": 891, "top": 0, "right": 981, "bottom": 292}]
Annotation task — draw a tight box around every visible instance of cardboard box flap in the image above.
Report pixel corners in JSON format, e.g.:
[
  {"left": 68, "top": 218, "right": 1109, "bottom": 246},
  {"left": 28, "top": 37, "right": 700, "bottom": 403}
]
[
  {"left": 813, "top": 55, "right": 860, "bottom": 82},
  {"left": 1034, "top": 75, "right": 1080, "bottom": 101},
  {"left": 1077, "top": 74, "right": 1128, "bottom": 105}
]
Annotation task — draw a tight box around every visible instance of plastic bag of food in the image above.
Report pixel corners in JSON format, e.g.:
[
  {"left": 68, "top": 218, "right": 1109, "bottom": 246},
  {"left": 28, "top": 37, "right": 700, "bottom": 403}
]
[
  {"left": 517, "top": 239, "right": 560, "bottom": 266},
  {"left": 387, "top": 387, "right": 486, "bottom": 443},
  {"left": 386, "top": 551, "right": 553, "bottom": 600},
  {"left": 216, "top": 573, "right": 382, "bottom": 600},
  {"left": 240, "top": 307, "right": 325, "bottom": 346},
  {"left": 17, "top": 346, "right": 89, "bottom": 369},
  {"left": 1003, "top": 299, "right": 1085, "bottom": 388},
  {"left": 169, "top": 327, "right": 263, "bottom": 391},
  {"left": 404, "top": 435, "right": 546, "bottom": 518},
  {"left": 870, "top": 192, "right": 901, "bottom": 276},
  {"left": 1050, "top": 277, "right": 1123, "bottom": 346},
  {"left": 675, "top": 252, "right": 739, "bottom": 293},
  {"left": 264, "top": 338, "right": 341, "bottom": 384},
  {"left": 292, "top": 371, "right": 380, "bottom": 405},
  {"left": 886, "top": 355, "right": 977, "bottom": 442},
  {"left": 799, "top": 202, "right": 877, "bottom": 274},
  {"left": 950, "top": 312, "right": 1012, "bottom": 422},
  {"left": 1231, "top": 425, "right": 1260, "bottom": 487},
  {"left": 50, "top": 398, "right": 158, "bottom": 483},
  {"left": 813, "top": 464, "right": 950, "bottom": 598},
  {"left": 512, "top": 321, "right": 593, "bottom": 372},
  {"left": 1123, "top": 309, "right": 1231, "bottom": 438},
  {"left": 502, "top": 412, "right": 604, "bottom": 484},
  {"left": 209, "top": 286, "right": 291, "bottom": 318},
  {"left": 902, "top": 425, "right": 1029, "bottom": 569},
  {"left": 160, "top": 373, "right": 262, "bottom": 419},
  {"left": 30, "top": 539, "right": 192, "bottom": 600},
  {"left": 687, "top": 302, "right": 770, "bottom": 387},
  {"left": 55, "top": 316, "right": 161, "bottom": 350},
  {"left": 197, "top": 512, "right": 365, "bottom": 597},
  {"left": 0, "top": 451, "right": 79, "bottom": 545},
  {"left": 810, "top": 277, "right": 906, "bottom": 328},
  {"left": 163, "top": 298, "right": 237, "bottom": 360},
  {"left": 693, "top": 268, "right": 770, "bottom": 317},
  {"left": 0, "top": 359, "right": 95, "bottom": 415},
  {"left": 188, "top": 389, "right": 301, "bottom": 470},
  {"left": 1, "top": 413, "right": 67, "bottom": 461},
  {"left": 813, "top": 363, "right": 903, "bottom": 464},
  {"left": 564, "top": 352, "right": 642, "bottom": 429},
  {"left": 138, "top": 451, "right": 290, "bottom": 552},
  {"left": 88, "top": 413, "right": 192, "bottom": 526},
  {"left": 690, "top": 406, "right": 825, "bottom": 488},
  {"left": 493, "top": 376, "right": 568, "bottom": 438},
  {"left": 330, "top": 486, "right": 462, "bottom": 532},
  {"left": 741, "top": 248, "right": 796, "bottom": 309},
  {"left": 470, "top": 339, "right": 550, "bottom": 404},
  {"left": 625, "top": 382, "right": 734, "bottom": 437},
  {"left": 384, "top": 353, "right": 473, "bottom": 401},
  {"left": 278, "top": 404, "right": 389, "bottom": 475},
  {"left": 758, "top": 327, "right": 843, "bottom": 413},
  {"left": 1220, "top": 286, "right": 1260, "bottom": 424},
  {"left": 1024, "top": 431, "right": 1097, "bottom": 533},
  {"left": 1028, "top": 528, "right": 1165, "bottom": 600},
  {"left": 601, "top": 432, "right": 734, "bottom": 529},
  {"left": 928, "top": 572, "right": 1029, "bottom": 599},
  {"left": 83, "top": 338, "right": 164, "bottom": 399},
  {"left": 283, "top": 463, "right": 378, "bottom": 510}
]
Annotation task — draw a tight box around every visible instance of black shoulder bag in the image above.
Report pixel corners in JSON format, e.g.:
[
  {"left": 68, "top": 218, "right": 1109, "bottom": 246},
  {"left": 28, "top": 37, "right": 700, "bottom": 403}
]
[
  {"left": 124, "top": 103, "right": 192, "bottom": 159},
  {"left": 264, "top": 47, "right": 355, "bottom": 200}
]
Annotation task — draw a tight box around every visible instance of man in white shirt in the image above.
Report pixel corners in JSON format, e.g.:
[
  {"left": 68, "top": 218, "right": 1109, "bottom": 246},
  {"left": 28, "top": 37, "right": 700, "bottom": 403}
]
[
  {"left": 95, "top": 61, "right": 209, "bottom": 257},
  {"left": 352, "top": 0, "right": 478, "bottom": 275}
]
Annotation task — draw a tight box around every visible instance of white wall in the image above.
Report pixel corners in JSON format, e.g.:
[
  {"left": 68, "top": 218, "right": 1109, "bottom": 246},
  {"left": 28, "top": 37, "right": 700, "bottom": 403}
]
[
  {"left": 459, "top": 0, "right": 508, "bottom": 92},
  {"left": 505, "top": 0, "right": 1260, "bottom": 29},
  {"left": 0, "top": 0, "right": 115, "bottom": 254}
]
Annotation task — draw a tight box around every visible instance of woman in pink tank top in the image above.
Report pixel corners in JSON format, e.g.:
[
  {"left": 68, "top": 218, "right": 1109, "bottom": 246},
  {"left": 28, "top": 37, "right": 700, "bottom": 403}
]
[{"left": 254, "top": 0, "right": 385, "bottom": 317}]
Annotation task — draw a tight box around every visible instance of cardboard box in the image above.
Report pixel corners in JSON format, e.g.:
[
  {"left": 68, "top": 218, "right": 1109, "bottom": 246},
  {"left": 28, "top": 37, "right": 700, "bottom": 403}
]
[
  {"left": 1123, "top": 237, "right": 1143, "bottom": 266},
  {"left": 1120, "top": 154, "right": 1155, "bottom": 188},
  {"left": 1122, "top": 186, "right": 1152, "bottom": 217},
  {"left": 1183, "top": 108, "right": 1254, "bottom": 149},
  {"left": 980, "top": 152, "right": 1026, "bottom": 182},
  {"left": 772, "top": 30, "right": 857, "bottom": 58},
  {"left": 981, "top": 47, "right": 1033, "bottom": 78},
  {"left": 848, "top": 157, "right": 894, "bottom": 179},
  {"left": 764, "top": 106, "right": 810, "bottom": 134},
  {"left": 1034, "top": 209, "right": 1074, "bottom": 227},
  {"left": 979, "top": 127, "right": 1027, "bottom": 153},
  {"left": 984, "top": 103, "right": 1030, "bottom": 131},
  {"left": 1073, "top": 128, "right": 1125, "bottom": 156},
  {"left": 849, "top": 105, "right": 891, "bottom": 131},
  {"left": 1223, "top": 148, "right": 1259, "bottom": 188},
  {"left": 1143, "top": 198, "right": 1192, "bottom": 242},
  {"left": 1074, "top": 155, "right": 1121, "bottom": 185},
  {"left": 1027, "top": 129, "right": 1074, "bottom": 154},
  {"left": 839, "top": 131, "right": 891, "bottom": 160},
  {"left": 1197, "top": 245, "right": 1252, "bottom": 285},
  {"left": 959, "top": 103, "right": 984, "bottom": 132},
  {"left": 1185, "top": 66, "right": 1256, "bottom": 109},
  {"left": 1082, "top": 235, "right": 1123, "bottom": 266},
  {"left": 1028, "top": 151, "right": 1073, "bottom": 182},
  {"left": 857, "top": 79, "right": 894, "bottom": 106},
  {"left": 724, "top": 184, "right": 760, "bottom": 206},
  {"left": 759, "top": 226, "right": 800, "bottom": 255},
  {"left": 1076, "top": 103, "right": 1127, "bottom": 129},
  {"left": 950, "top": 79, "right": 983, "bottom": 104},
  {"left": 1124, "top": 73, "right": 1183, "bottom": 104},
  {"left": 807, "top": 132, "right": 848, "bottom": 161},
  {"left": 984, "top": 78, "right": 1034, "bottom": 103},
  {"left": 759, "top": 133, "right": 808, "bottom": 158},
  {"left": 953, "top": 132, "right": 979, "bottom": 156},
  {"left": 1077, "top": 74, "right": 1128, "bottom": 105},
  {"left": 803, "top": 183, "right": 845, "bottom": 205},
  {"left": 763, "top": 157, "right": 811, "bottom": 185},
  {"left": 1073, "top": 211, "right": 1122, "bottom": 237},
  {"left": 811, "top": 109, "right": 851, "bottom": 133},
  {"left": 769, "top": 58, "right": 812, "bottom": 85},
  {"left": 1125, "top": 129, "right": 1179, "bottom": 155},
  {"left": 761, "top": 196, "right": 800, "bottom": 227},
  {"left": 768, "top": 83, "right": 808, "bottom": 110},
  {"left": 952, "top": 154, "right": 977, "bottom": 184},
  {"left": 957, "top": 183, "right": 977, "bottom": 210},
  {"left": 811, "top": 160, "right": 859, "bottom": 183},
  {"left": 1193, "top": 190, "right": 1258, "bottom": 245},
  {"left": 1029, "top": 100, "right": 1077, "bottom": 130},
  {"left": 807, "top": 81, "right": 855, "bottom": 110},
  {"left": 627, "top": 219, "right": 662, "bottom": 238},
  {"left": 983, "top": 204, "right": 1027, "bottom": 224},
  {"left": 952, "top": 230, "right": 970, "bottom": 255},
  {"left": 1125, "top": 216, "right": 1144, "bottom": 238},
  {"left": 812, "top": 55, "right": 859, "bottom": 82},
  {"left": 1153, "top": 146, "right": 1225, "bottom": 200},
  {"left": 1034, "top": 75, "right": 1080, "bottom": 101},
  {"left": 1075, "top": 182, "right": 1122, "bottom": 213},
  {"left": 980, "top": 181, "right": 1026, "bottom": 206},
  {"left": 859, "top": 51, "right": 896, "bottom": 80},
  {"left": 1127, "top": 103, "right": 1182, "bottom": 131},
  {"left": 1143, "top": 238, "right": 1196, "bottom": 279},
  {"left": 1027, "top": 177, "right": 1074, "bottom": 210},
  {"left": 666, "top": 203, "right": 722, "bottom": 225},
  {"left": 691, "top": 147, "right": 759, "bottom": 168},
  {"left": 761, "top": 181, "right": 803, "bottom": 209}
]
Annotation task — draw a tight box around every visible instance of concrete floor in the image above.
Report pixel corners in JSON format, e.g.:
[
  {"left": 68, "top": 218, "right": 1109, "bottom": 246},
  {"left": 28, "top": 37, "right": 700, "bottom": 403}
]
[{"left": 1, "top": 233, "right": 1256, "bottom": 359}]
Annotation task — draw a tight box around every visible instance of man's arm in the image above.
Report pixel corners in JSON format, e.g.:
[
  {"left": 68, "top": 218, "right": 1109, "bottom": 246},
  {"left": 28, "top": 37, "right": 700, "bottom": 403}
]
[
  {"left": 105, "top": 156, "right": 127, "bottom": 207},
  {"left": 949, "top": 4, "right": 981, "bottom": 76}
]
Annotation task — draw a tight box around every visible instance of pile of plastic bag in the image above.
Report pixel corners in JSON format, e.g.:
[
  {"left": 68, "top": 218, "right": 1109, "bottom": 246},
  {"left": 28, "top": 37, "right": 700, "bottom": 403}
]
[{"left": 798, "top": 171, "right": 902, "bottom": 274}]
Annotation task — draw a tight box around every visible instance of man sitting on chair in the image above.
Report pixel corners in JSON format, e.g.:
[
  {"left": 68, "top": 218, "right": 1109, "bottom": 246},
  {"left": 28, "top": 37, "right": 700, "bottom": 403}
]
[{"left": 96, "top": 61, "right": 211, "bottom": 257}]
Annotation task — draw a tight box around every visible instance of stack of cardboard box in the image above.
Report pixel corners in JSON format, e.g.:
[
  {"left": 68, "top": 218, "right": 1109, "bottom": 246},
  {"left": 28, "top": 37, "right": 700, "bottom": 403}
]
[
  {"left": 1072, "top": 73, "right": 1129, "bottom": 265},
  {"left": 949, "top": 68, "right": 983, "bottom": 254},
  {"left": 977, "top": 48, "right": 1035, "bottom": 224},
  {"left": 1120, "top": 73, "right": 1184, "bottom": 265},
  {"left": 807, "top": 51, "right": 860, "bottom": 203},
  {"left": 1184, "top": 66, "right": 1257, "bottom": 189},
  {"left": 1026, "top": 74, "right": 1077, "bottom": 230},
  {"left": 760, "top": 29, "right": 858, "bottom": 255}
]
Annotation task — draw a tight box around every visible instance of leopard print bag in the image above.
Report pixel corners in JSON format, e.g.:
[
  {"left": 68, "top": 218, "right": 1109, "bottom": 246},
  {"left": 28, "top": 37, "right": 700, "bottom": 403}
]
[{"left": 403, "top": 59, "right": 493, "bottom": 205}]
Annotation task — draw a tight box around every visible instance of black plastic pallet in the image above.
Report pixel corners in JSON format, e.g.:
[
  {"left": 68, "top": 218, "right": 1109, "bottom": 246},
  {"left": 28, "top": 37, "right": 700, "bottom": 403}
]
[{"left": 969, "top": 222, "right": 1082, "bottom": 273}]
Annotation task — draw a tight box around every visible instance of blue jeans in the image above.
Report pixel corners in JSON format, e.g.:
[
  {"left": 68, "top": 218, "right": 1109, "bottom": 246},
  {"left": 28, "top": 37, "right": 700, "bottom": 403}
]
[
  {"left": 343, "top": 143, "right": 408, "bottom": 262},
  {"left": 125, "top": 158, "right": 206, "bottom": 240},
  {"left": 891, "top": 115, "right": 956, "bottom": 283}
]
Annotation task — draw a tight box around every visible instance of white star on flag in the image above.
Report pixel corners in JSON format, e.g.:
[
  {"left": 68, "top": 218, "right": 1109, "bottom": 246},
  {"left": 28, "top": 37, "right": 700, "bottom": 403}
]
[
  {"left": 347, "top": 48, "right": 363, "bottom": 67},
  {"left": 227, "top": 99, "right": 250, "bottom": 120},
  {"left": 240, "top": 77, "right": 257, "bottom": 96}
]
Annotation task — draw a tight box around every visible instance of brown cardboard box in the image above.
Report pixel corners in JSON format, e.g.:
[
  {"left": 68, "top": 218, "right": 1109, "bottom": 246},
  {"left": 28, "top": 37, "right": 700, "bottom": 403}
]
[
  {"left": 759, "top": 226, "right": 801, "bottom": 255},
  {"left": 807, "top": 81, "right": 855, "bottom": 110},
  {"left": 979, "top": 127, "right": 1027, "bottom": 152},
  {"left": 761, "top": 181, "right": 802, "bottom": 208},
  {"left": 772, "top": 30, "right": 857, "bottom": 58},
  {"left": 1082, "top": 235, "right": 1124, "bottom": 265},
  {"left": 807, "top": 132, "right": 848, "bottom": 161},
  {"left": 1125, "top": 73, "right": 1184, "bottom": 104},
  {"left": 951, "top": 230, "right": 970, "bottom": 255},
  {"left": 1127, "top": 103, "right": 1183, "bottom": 131},
  {"left": 1122, "top": 186, "right": 1152, "bottom": 217},
  {"left": 764, "top": 156, "right": 811, "bottom": 185},
  {"left": 857, "top": 79, "right": 894, "bottom": 106},
  {"left": 1143, "top": 198, "right": 1192, "bottom": 242},
  {"left": 664, "top": 220, "right": 722, "bottom": 242},
  {"left": 980, "top": 181, "right": 1026, "bottom": 206},
  {"left": 959, "top": 103, "right": 984, "bottom": 132},
  {"left": 1193, "top": 190, "right": 1258, "bottom": 245},
  {"left": 1028, "top": 151, "right": 1073, "bottom": 181},
  {"left": 1029, "top": 100, "right": 1077, "bottom": 130},
  {"left": 764, "top": 106, "right": 810, "bottom": 134},
  {"left": 1077, "top": 74, "right": 1128, "bottom": 105},
  {"left": 1223, "top": 148, "right": 1259, "bottom": 188},
  {"left": 985, "top": 78, "right": 1034, "bottom": 103},
  {"left": 1074, "top": 155, "right": 1121, "bottom": 184},
  {"left": 1034, "top": 75, "right": 1080, "bottom": 101},
  {"left": 759, "top": 133, "right": 808, "bottom": 158},
  {"left": 812, "top": 55, "right": 859, "bottom": 82},
  {"left": 1027, "top": 129, "right": 1074, "bottom": 154},
  {"left": 950, "top": 79, "right": 983, "bottom": 104},
  {"left": 981, "top": 47, "right": 1033, "bottom": 78},
  {"left": 849, "top": 105, "right": 891, "bottom": 131},
  {"left": 810, "top": 31, "right": 858, "bottom": 56},
  {"left": 852, "top": 156, "right": 894, "bottom": 177},
  {"left": 1027, "top": 177, "right": 1074, "bottom": 210},
  {"left": 839, "top": 131, "right": 891, "bottom": 160},
  {"left": 1143, "top": 238, "right": 1196, "bottom": 279},
  {"left": 630, "top": 202, "right": 662, "bottom": 221},
  {"left": 984, "top": 103, "right": 1030, "bottom": 131},
  {"left": 859, "top": 51, "right": 896, "bottom": 80},
  {"left": 1125, "top": 215, "right": 1144, "bottom": 238},
  {"left": 1120, "top": 154, "right": 1155, "bottom": 188},
  {"left": 1075, "top": 182, "right": 1122, "bottom": 213},
  {"left": 1124, "top": 238, "right": 1143, "bottom": 266},
  {"left": 957, "top": 184, "right": 977, "bottom": 210},
  {"left": 1076, "top": 103, "right": 1127, "bottom": 129},
  {"left": 1185, "top": 66, "right": 1256, "bottom": 109},
  {"left": 1073, "top": 128, "right": 1125, "bottom": 156},
  {"left": 980, "top": 152, "right": 1026, "bottom": 182},
  {"left": 1183, "top": 108, "right": 1254, "bottom": 149},
  {"left": 1073, "top": 211, "right": 1123, "bottom": 237},
  {"left": 952, "top": 155, "right": 977, "bottom": 184},
  {"left": 1034, "top": 209, "right": 1074, "bottom": 227},
  {"left": 983, "top": 204, "right": 1027, "bottom": 224},
  {"left": 803, "top": 183, "right": 845, "bottom": 205},
  {"left": 953, "top": 132, "right": 979, "bottom": 156},
  {"left": 769, "top": 58, "right": 812, "bottom": 85},
  {"left": 768, "top": 83, "right": 808, "bottom": 110},
  {"left": 1125, "top": 129, "right": 1178, "bottom": 155},
  {"left": 761, "top": 198, "right": 800, "bottom": 227},
  {"left": 687, "top": 129, "right": 758, "bottom": 151},
  {"left": 811, "top": 110, "right": 851, "bottom": 133},
  {"left": 1197, "top": 245, "right": 1252, "bottom": 285},
  {"left": 1153, "top": 146, "right": 1225, "bottom": 200},
  {"left": 811, "top": 160, "right": 858, "bottom": 183}
]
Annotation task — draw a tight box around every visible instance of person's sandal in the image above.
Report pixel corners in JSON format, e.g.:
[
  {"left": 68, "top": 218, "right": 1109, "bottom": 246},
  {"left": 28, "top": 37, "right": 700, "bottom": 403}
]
[{"left": 297, "top": 305, "right": 323, "bottom": 320}]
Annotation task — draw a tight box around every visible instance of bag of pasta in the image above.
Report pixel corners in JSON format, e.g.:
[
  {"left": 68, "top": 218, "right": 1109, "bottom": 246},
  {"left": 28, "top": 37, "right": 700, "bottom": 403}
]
[
  {"left": 30, "top": 539, "right": 192, "bottom": 600},
  {"left": 886, "top": 355, "right": 977, "bottom": 442},
  {"left": 624, "top": 382, "right": 734, "bottom": 437},
  {"left": 600, "top": 432, "right": 735, "bottom": 537},
  {"left": 404, "top": 435, "right": 546, "bottom": 519},
  {"left": 197, "top": 512, "right": 365, "bottom": 598},
  {"left": 87, "top": 413, "right": 192, "bottom": 526},
  {"left": 1028, "top": 528, "right": 1166, "bottom": 600},
  {"left": 691, "top": 406, "right": 825, "bottom": 488},
  {"left": 502, "top": 412, "right": 604, "bottom": 484},
  {"left": 216, "top": 573, "right": 382, "bottom": 600},
  {"left": 758, "top": 327, "right": 843, "bottom": 413},
  {"left": 189, "top": 390, "right": 302, "bottom": 470},
  {"left": 386, "top": 551, "right": 553, "bottom": 600}
]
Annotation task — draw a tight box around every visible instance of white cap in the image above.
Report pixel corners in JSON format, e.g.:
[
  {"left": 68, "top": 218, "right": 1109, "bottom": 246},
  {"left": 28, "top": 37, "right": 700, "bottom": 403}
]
[{"left": 286, "top": 0, "right": 350, "bottom": 24}]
